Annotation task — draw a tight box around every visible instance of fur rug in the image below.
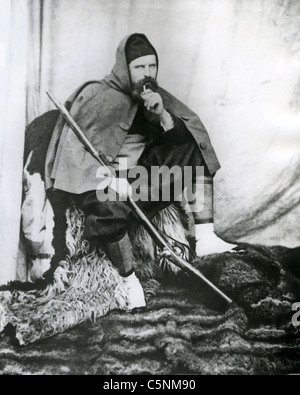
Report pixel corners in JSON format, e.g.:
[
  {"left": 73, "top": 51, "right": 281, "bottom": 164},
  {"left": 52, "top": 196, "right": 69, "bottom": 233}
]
[{"left": 0, "top": 243, "right": 300, "bottom": 375}]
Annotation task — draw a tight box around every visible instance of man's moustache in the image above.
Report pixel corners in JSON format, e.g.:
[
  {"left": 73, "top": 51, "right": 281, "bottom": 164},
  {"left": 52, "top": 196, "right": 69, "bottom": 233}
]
[{"left": 131, "top": 77, "right": 159, "bottom": 98}]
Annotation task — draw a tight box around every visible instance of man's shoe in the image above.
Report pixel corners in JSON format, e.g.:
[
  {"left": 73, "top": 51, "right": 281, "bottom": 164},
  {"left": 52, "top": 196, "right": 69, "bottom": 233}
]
[
  {"left": 195, "top": 223, "right": 237, "bottom": 256},
  {"left": 123, "top": 272, "right": 146, "bottom": 310}
]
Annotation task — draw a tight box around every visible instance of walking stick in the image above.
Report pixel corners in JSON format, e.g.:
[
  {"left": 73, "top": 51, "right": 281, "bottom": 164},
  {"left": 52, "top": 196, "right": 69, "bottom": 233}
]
[{"left": 46, "top": 91, "right": 232, "bottom": 305}]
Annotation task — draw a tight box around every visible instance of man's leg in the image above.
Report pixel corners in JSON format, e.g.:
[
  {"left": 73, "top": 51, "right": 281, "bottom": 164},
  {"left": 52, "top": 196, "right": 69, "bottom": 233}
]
[
  {"left": 47, "top": 188, "right": 71, "bottom": 262},
  {"left": 137, "top": 140, "right": 236, "bottom": 256},
  {"left": 136, "top": 140, "right": 202, "bottom": 217},
  {"left": 104, "top": 233, "right": 145, "bottom": 310},
  {"left": 75, "top": 190, "right": 145, "bottom": 310},
  {"left": 192, "top": 175, "right": 237, "bottom": 256}
]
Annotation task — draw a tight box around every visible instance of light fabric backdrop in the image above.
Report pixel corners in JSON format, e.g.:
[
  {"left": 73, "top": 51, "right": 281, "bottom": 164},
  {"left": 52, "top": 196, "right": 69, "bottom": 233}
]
[
  {"left": 0, "top": 0, "right": 28, "bottom": 284},
  {"left": 0, "top": 0, "right": 300, "bottom": 283}
]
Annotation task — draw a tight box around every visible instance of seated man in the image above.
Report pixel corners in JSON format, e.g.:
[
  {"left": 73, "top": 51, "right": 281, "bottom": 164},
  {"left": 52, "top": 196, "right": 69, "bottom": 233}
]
[{"left": 45, "top": 33, "right": 235, "bottom": 310}]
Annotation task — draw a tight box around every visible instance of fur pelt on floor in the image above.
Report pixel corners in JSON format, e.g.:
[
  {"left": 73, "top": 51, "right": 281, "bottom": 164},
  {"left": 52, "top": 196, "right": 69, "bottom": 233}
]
[{"left": 0, "top": 242, "right": 300, "bottom": 374}]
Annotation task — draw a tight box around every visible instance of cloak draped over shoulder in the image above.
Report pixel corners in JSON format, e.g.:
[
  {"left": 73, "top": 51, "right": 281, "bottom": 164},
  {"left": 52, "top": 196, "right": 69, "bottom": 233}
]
[{"left": 45, "top": 34, "right": 221, "bottom": 194}]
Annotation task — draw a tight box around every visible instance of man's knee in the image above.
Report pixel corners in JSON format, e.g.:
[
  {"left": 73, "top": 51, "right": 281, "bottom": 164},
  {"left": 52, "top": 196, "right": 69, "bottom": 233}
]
[
  {"left": 140, "top": 140, "right": 202, "bottom": 169},
  {"left": 76, "top": 194, "right": 132, "bottom": 242}
]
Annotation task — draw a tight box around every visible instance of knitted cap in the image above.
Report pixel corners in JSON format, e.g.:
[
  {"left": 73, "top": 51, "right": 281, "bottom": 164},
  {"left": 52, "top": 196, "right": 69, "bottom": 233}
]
[{"left": 126, "top": 34, "right": 157, "bottom": 64}]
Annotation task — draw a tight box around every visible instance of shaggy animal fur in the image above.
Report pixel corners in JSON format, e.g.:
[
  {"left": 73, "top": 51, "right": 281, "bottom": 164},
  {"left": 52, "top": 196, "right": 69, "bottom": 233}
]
[{"left": 0, "top": 244, "right": 300, "bottom": 374}]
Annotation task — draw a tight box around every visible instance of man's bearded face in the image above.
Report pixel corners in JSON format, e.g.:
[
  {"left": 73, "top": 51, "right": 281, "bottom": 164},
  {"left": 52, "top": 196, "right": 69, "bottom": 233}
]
[
  {"left": 129, "top": 55, "right": 158, "bottom": 102},
  {"left": 130, "top": 76, "right": 159, "bottom": 103}
]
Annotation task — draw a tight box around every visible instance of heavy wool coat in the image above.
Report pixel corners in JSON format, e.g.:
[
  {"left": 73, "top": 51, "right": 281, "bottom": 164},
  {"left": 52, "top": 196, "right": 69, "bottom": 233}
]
[{"left": 45, "top": 34, "right": 221, "bottom": 194}]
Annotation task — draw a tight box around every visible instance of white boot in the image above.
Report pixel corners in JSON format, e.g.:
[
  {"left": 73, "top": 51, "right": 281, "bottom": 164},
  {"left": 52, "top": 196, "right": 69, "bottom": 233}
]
[
  {"left": 196, "top": 223, "right": 237, "bottom": 256},
  {"left": 123, "top": 272, "right": 146, "bottom": 310}
]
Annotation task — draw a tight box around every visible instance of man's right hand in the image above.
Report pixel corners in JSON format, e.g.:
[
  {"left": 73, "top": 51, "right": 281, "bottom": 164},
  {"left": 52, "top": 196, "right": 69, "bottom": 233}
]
[{"left": 109, "top": 177, "right": 133, "bottom": 200}]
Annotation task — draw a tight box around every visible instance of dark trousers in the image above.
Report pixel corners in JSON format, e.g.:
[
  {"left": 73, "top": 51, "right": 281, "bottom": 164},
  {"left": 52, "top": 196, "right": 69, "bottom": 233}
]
[{"left": 74, "top": 140, "right": 207, "bottom": 243}]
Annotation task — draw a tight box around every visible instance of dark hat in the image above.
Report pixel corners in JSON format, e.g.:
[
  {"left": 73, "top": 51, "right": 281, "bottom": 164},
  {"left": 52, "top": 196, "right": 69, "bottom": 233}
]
[{"left": 126, "top": 34, "right": 157, "bottom": 64}]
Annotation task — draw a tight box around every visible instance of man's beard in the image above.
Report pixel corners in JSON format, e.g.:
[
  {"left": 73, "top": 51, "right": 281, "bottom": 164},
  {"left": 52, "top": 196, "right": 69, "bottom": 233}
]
[{"left": 130, "top": 77, "right": 159, "bottom": 103}]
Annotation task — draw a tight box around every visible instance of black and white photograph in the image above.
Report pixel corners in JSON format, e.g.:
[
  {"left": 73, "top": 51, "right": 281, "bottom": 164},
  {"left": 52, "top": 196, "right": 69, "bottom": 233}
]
[{"left": 0, "top": 0, "right": 299, "bottom": 377}]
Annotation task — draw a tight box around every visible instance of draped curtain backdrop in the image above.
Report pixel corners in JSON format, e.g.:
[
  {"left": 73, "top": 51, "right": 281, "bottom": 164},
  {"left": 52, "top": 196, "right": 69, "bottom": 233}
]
[
  {"left": 0, "top": 0, "right": 299, "bottom": 284},
  {"left": 0, "top": 0, "right": 28, "bottom": 284}
]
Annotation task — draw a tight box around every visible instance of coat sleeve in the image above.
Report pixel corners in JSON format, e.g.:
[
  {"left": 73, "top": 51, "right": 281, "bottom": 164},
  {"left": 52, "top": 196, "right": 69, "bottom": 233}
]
[
  {"left": 161, "top": 112, "right": 194, "bottom": 144},
  {"left": 160, "top": 88, "right": 221, "bottom": 176}
]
